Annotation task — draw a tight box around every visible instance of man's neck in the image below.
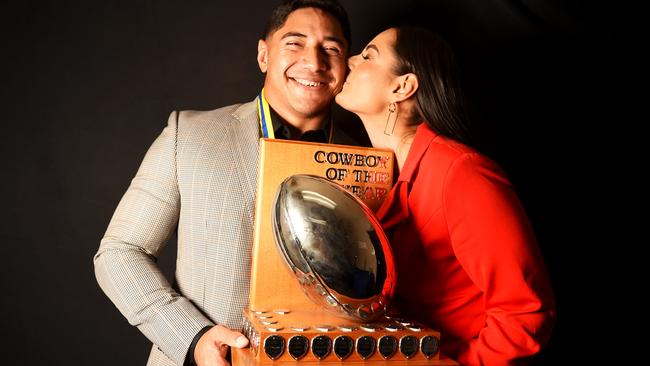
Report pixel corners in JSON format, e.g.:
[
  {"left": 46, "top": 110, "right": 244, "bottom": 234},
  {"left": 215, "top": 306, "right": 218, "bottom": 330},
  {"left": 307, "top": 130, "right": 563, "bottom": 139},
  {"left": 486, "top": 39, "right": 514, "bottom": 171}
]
[
  {"left": 264, "top": 94, "right": 328, "bottom": 134},
  {"left": 283, "top": 114, "right": 325, "bottom": 135}
]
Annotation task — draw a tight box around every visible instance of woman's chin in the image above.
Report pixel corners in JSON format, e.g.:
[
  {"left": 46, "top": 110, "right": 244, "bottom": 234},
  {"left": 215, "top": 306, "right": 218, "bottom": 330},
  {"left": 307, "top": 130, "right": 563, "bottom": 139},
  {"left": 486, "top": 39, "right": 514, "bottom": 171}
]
[
  {"left": 334, "top": 92, "right": 347, "bottom": 108},
  {"left": 334, "top": 93, "right": 359, "bottom": 116}
]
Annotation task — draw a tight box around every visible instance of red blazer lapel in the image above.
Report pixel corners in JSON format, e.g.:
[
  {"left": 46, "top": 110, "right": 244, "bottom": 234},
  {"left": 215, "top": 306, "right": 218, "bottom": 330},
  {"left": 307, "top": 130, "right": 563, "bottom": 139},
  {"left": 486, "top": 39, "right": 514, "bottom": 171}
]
[
  {"left": 376, "top": 180, "right": 410, "bottom": 231},
  {"left": 376, "top": 124, "right": 440, "bottom": 231}
]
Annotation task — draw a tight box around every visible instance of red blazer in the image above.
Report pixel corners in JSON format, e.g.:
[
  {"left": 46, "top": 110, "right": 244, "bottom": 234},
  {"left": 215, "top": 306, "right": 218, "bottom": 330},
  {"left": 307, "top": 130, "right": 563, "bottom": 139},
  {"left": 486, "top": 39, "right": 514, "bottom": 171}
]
[{"left": 376, "top": 124, "right": 555, "bottom": 365}]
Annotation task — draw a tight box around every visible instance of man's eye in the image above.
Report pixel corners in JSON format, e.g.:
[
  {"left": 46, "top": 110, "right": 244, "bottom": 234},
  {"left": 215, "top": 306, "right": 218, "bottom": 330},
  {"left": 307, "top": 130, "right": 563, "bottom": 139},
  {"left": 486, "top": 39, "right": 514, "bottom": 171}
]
[{"left": 325, "top": 47, "right": 341, "bottom": 55}]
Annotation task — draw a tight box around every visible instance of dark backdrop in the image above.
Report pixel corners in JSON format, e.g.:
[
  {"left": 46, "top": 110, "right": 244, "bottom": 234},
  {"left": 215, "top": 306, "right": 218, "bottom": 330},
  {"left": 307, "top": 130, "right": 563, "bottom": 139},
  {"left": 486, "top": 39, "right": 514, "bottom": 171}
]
[{"left": 0, "top": 1, "right": 618, "bottom": 364}]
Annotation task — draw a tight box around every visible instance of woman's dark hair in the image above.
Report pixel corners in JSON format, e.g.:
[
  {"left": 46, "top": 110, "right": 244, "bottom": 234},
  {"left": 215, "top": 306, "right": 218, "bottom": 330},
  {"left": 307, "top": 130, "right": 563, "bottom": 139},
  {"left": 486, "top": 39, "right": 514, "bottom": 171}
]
[
  {"left": 393, "top": 26, "right": 469, "bottom": 144},
  {"left": 262, "top": 0, "right": 351, "bottom": 50}
]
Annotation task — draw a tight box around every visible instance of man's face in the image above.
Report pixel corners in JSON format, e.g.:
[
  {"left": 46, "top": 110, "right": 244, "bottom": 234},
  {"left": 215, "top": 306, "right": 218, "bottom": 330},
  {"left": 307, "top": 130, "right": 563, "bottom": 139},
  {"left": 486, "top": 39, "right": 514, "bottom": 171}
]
[{"left": 257, "top": 7, "right": 348, "bottom": 120}]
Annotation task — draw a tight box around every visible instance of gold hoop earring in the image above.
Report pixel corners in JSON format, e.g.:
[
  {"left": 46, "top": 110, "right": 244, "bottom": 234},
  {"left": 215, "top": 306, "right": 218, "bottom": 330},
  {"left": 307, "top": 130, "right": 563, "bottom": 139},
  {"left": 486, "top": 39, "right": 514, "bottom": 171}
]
[{"left": 384, "top": 102, "right": 398, "bottom": 136}]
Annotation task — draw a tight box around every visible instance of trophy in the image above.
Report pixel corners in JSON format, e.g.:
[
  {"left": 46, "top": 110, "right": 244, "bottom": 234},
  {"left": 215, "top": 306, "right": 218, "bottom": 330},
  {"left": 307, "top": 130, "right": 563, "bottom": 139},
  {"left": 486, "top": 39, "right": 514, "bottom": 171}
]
[{"left": 232, "top": 139, "right": 457, "bottom": 365}]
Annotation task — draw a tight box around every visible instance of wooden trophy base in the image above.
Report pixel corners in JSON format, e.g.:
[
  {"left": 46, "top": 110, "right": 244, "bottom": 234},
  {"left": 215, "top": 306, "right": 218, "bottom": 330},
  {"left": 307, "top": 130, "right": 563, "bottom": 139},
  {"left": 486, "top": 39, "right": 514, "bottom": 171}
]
[
  {"left": 234, "top": 309, "right": 458, "bottom": 365},
  {"left": 233, "top": 348, "right": 459, "bottom": 366}
]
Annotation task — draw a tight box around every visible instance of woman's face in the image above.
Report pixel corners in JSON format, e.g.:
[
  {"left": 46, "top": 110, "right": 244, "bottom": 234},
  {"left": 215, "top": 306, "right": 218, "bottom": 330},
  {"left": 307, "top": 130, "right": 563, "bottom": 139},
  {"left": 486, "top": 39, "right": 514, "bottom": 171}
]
[{"left": 335, "top": 28, "right": 400, "bottom": 117}]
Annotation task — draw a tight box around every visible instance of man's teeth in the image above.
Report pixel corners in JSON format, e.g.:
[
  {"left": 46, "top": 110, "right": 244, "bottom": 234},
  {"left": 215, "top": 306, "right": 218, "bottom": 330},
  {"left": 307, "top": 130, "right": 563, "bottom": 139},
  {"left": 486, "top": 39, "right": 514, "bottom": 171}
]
[{"left": 295, "top": 78, "right": 321, "bottom": 87}]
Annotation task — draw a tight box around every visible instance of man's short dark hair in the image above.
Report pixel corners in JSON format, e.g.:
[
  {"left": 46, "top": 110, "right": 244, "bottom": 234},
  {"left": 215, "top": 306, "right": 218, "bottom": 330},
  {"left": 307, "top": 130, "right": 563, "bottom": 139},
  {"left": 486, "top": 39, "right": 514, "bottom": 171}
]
[{"left": 262, "top": 0, "right": 351, "bottom": 49}]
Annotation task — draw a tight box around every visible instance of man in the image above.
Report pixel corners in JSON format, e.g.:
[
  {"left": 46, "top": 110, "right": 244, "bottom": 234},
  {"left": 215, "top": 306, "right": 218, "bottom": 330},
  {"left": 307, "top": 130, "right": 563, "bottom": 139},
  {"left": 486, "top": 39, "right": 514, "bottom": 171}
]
[{"left": 94, "top": 1, "right": 359, "bottom": 365}]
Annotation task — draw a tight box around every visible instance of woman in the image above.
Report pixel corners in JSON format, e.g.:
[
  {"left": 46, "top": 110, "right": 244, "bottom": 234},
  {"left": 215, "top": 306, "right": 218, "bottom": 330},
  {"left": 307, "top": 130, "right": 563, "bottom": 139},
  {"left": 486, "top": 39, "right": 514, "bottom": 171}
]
[{"left": 336, "top": 27, "right": 556, "bottom": 365}]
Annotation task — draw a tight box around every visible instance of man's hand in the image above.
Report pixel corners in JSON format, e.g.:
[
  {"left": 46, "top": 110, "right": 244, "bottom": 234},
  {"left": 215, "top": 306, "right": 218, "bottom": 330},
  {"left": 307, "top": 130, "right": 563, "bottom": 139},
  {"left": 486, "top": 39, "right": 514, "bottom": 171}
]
[{"left": 194, "top": 325, "right": 249, "bottom": 366}]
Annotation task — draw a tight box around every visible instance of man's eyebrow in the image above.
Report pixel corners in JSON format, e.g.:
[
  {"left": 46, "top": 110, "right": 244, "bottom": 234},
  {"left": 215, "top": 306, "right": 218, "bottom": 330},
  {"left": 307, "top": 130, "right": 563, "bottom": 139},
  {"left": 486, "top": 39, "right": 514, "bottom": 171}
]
[
  {"left": 280, "top": 32, "right": 346, "bottom": 47},
  {"left": 364, "top": 44, "right": 379, "bottom": 54},
  {"left": 280, "top": 32, "right": 307, "bottom": 40},
  {"left": 324, "top": 36, "right": 346, "bottom": 46}
]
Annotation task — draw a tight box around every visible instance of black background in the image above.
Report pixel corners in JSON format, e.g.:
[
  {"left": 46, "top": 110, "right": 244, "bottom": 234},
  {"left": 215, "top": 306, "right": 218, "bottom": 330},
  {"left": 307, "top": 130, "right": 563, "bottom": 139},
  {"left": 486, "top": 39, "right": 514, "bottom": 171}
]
[{"left": 0, "top": 0, "right": 619, "bottom": 364}]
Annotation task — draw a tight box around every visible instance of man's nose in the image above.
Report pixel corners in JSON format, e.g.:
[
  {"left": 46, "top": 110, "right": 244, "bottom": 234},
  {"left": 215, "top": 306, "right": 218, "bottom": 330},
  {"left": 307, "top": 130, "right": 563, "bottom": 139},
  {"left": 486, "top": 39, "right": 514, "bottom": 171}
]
[{"left": 302, "top": 46, "right": 327, "bottom": 71}]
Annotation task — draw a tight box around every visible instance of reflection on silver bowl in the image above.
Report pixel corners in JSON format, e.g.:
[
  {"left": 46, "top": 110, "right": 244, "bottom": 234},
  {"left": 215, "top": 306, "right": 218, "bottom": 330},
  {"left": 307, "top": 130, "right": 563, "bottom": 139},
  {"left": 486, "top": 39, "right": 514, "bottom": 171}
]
[{"left": 272, "top": 174, "right": 396, "bottom": 321}]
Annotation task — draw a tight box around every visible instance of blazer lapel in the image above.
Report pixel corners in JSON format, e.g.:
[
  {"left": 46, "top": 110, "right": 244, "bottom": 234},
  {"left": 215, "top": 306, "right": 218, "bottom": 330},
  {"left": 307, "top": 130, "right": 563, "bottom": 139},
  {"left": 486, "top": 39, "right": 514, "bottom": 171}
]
[
  {"left": 231, "top": 97, "right": 261, "bottom": 221},
  {"left": 376, "top": 180, "right": 411, "bottom": 231},
  {"left": 376, "top": 124, "right": 439, "bottom": 231}
]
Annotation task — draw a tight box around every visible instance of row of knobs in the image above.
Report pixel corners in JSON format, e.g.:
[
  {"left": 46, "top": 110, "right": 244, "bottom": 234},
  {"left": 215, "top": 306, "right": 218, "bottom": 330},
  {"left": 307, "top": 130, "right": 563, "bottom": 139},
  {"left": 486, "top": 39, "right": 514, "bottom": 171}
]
[{"left": 263, "top": 333, "right": 439, "bottom": 360}]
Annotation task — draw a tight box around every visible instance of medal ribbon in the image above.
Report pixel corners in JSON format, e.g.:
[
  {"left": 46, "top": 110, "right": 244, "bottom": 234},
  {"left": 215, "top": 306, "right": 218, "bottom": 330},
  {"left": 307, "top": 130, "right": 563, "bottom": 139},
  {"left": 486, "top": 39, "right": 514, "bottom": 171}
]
[{"left": 257, "top": 89, "right": 275, "bottom": 139}]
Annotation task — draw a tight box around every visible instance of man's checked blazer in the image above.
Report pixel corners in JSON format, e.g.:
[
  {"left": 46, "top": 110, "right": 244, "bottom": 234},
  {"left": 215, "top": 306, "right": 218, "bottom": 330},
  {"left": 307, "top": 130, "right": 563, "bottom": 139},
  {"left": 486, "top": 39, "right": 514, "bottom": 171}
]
[{"left": 94, "top": 96, "right": 357, "bottom": 365}]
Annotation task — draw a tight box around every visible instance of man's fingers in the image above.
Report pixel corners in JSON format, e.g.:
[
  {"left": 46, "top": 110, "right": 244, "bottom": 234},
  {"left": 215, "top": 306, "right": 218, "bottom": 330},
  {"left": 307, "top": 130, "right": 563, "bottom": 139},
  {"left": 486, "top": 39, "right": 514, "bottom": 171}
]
[
  {"left": 195, "top": 325, "right": 249, "bottom": 366},
  {"left": 214, "top": 325, "right": 249, "bottom": 348}
]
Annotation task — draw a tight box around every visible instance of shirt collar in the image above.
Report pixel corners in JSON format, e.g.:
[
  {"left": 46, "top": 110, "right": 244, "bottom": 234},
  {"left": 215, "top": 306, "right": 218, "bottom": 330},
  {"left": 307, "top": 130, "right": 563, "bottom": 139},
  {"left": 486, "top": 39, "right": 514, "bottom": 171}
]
[{"left": 268, "top": 106, "right": 331, "bottom": 143}]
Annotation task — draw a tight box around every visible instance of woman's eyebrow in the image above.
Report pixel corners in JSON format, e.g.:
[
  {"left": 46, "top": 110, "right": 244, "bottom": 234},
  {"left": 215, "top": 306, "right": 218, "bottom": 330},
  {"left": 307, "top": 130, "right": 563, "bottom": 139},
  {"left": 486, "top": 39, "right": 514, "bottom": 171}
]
[{"left": 363, "top": 44, "right": 380, "bottom": 54}]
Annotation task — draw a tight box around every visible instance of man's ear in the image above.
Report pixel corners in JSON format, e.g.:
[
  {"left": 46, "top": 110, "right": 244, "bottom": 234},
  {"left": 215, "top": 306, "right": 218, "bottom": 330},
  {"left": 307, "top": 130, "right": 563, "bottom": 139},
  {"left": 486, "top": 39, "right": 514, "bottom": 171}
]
[
  {"left": 257, "top": 39, "right": 268, "bottom": 73},
  {"left": 392, "top": 73, "right": 419, "bottom": 102}
]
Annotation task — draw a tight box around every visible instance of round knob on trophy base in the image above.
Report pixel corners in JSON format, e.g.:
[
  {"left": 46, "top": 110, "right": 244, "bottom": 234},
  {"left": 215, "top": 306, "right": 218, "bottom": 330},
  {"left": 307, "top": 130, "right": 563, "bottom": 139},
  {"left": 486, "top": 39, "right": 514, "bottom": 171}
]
[
  {"left": 421, "top": 335, "right": 441, "bottom": 359},
  {"left": 399, "top": 335, "right": 420, "bottom": 359},
  {"left": 378, "top": 335, "right": 399, "bottom": 359},
  {"left": 288, "top": 335, "right": 310, "bottom": 360},
  {"left": 263, "top": 335, "right": 285, "bottom": 360},
  {"left": 356, "top": 335, "right": 377, "bottom": 359},
  {"left": 311, "top": 335, "right": 333, "bottom": 360},
  {"left": 333, "top": 335, "right": 354, "bottom": 360}
]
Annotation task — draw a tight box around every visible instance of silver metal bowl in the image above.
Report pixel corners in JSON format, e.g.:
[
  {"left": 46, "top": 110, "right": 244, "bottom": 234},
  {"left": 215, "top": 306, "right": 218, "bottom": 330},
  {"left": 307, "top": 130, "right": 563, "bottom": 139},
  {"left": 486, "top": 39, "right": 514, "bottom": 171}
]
[{"left": 272, "top": 174, "right": 396, "bottom": 321}]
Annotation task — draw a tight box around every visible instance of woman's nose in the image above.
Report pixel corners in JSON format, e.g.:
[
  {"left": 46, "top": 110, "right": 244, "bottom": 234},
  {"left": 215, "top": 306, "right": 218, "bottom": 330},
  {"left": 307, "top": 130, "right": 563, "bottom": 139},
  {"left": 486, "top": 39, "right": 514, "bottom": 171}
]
[{"left": 347, "top": 54, "right": 359, "bottom": 69}]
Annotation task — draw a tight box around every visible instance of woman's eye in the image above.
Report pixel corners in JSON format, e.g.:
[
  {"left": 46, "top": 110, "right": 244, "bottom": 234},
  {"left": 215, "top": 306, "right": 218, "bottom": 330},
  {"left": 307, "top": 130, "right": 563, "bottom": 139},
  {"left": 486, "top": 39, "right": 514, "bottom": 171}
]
[{"left": 361, "top": 54, "right": 369, "bottom": 60}]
